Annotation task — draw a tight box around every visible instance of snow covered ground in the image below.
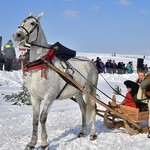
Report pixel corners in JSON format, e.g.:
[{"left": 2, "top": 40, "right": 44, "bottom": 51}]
[{"left": 0, "top": 52, "right": 150, "bottom": 150}]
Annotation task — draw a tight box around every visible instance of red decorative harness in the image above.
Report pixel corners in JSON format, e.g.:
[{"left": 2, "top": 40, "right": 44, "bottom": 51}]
[{"left": 24, "top": 48, "right": 55, "bottom": 78}]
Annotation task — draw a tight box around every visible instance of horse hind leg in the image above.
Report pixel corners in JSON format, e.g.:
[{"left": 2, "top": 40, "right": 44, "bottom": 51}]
[
  {"left": 85, "top": 85, "right": 97, "bottom": 141},
  {"left": 75, "top": 92, "right": 86, "bottom": 138}
]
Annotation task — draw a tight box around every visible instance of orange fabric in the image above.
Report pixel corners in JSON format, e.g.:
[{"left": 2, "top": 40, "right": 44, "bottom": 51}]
[{"left": 124, "top": 93, "right": 137, "bottom": 108}]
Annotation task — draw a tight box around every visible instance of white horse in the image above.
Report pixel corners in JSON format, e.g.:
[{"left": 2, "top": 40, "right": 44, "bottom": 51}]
[{"left": 13, "top": 12, "right": 98, "bottom": 150}]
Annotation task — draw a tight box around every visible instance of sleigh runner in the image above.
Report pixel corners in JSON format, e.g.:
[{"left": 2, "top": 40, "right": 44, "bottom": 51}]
[{"left": 103, "top": 95, "right": 149, "bottom": 135}]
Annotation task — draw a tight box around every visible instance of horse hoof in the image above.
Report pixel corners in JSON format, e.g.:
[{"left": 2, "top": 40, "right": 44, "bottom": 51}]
[
  {"left": 41, "top": 144, "right": 50, "bottom": 150},
  {"left": 24, "top": 145, "right": 35, "bottom": 150},
  {"left": 90, "top": 134, "right": 97, "bottom": 141},
  {"left": 77, "top": 132, "right": 86, "bottom": 138},
  {"left": 41, "top": 145, "right": 50, "bottom": 150}
]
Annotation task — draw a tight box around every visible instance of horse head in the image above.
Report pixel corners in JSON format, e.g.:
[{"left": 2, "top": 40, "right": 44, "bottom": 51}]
[
  {"left": 13, "top": 12, "right": 44, "bottom": 46},
  {"left": 13, "top": 12, "right": 49, "bottom": 61}
]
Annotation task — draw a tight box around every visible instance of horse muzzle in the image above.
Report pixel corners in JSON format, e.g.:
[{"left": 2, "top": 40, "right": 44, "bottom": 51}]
[{"left": 13, "top": 28, "right": 26, "bottom": 43}]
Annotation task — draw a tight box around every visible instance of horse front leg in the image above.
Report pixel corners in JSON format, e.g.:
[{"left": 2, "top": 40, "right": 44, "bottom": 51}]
[
  {"left": 40, "top": 99, "right": 54, "bottom": 148},
  {"left": 25, "top": 97, "right": 41, "bottom": 150}
]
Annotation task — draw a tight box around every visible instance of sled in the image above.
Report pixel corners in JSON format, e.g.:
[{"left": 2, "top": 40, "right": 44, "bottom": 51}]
[
  {"left": 42, "top": 58, "right": 149, "bottom": 135},
  {"left": 102, "top": 95, "right": 148, "bottom": 135}
]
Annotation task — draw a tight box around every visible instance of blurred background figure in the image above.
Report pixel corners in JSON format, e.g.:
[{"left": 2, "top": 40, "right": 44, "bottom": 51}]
[
  {"left": 0, "top": 36, "right": 6, "bottom": 71},
  {"left": 3, "top": 40, "right": 16, "bottom": 71},
  {"left": 135, "top": 71, "right": 145, "bottom": 85},
  {"left": 0, "top": 50, "right": 5, "bottom": 70}
]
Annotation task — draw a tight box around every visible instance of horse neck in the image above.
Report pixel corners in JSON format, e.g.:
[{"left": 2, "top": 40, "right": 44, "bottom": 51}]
[{"left": 29, "top": 26, "right": 49, "bottom": 62}]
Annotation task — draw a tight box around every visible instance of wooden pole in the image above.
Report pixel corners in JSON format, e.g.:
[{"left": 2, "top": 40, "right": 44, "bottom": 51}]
[{"left": 41, "top": 59, "right": 141, "bottom": 130}]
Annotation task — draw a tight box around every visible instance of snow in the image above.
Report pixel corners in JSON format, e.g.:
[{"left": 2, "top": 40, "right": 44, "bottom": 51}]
[{"left": 0, "top": 52, "right": 150, "bottom": 150}]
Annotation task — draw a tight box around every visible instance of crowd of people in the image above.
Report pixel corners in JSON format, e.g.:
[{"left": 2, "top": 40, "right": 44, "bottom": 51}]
[
  {"left": 0, "top": 40, "right": 21, "bottom": 71},
  {"left": 0, "top": 42, "right": 149, "bottom": 74},
  {"left": 93, "top": 57, "right": 149, "bottom": 74}
]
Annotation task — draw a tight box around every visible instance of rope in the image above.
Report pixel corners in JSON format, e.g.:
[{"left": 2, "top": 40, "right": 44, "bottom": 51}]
[{"left": 66, "top": 60, "right": 113, "bottom": 101}]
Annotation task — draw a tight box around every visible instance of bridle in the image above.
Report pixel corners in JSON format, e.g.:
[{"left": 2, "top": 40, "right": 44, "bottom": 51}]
[
  {"left": 18, "top": 16, "right": 40, "bottom": 45},
  {"left": 18, "top": 16, "right": 50, "bottom": 49}
]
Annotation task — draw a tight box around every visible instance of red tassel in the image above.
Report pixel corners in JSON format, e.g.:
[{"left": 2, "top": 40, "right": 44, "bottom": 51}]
[
  {"left": 41, "top": 64, "right": 48, "bottom": 79},
  {"left": 45, "top": 48, "right": 55, "bottom": 60}
]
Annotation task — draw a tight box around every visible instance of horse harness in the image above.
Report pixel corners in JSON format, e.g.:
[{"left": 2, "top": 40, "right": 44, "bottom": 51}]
[{"left": 23, "top": 47, "right": 77, "bottom": 99}]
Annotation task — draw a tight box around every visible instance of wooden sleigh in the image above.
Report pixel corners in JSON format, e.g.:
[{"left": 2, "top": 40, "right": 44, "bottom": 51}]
[{"left": 102, "top": 95, "right": 149, "bottom": 135}]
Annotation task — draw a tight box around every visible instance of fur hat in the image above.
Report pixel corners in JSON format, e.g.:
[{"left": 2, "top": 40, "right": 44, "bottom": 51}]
[{"left": 124, "top": 80, "right": 139, "bottom": 97}]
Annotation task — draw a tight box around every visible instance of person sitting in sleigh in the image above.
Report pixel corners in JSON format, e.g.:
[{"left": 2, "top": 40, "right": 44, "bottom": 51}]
[{"left": 122, "top": 80, "right": 139, "bottom": 108}]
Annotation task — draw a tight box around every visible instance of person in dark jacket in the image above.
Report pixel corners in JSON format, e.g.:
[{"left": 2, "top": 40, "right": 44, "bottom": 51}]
[
  {"left": 0, "top": 50, "right": 6, "bottom": 70},
  {"left": 3, "top": 40, "right": 16, "bottom": 71},
  {"left": 94, "top": 57, "right": 105, "bottom": 73}
]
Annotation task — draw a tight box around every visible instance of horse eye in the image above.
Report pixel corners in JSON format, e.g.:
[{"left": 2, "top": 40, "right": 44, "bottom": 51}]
[{"left": 31, "top": 22, "right": 35, "bottom": 26}]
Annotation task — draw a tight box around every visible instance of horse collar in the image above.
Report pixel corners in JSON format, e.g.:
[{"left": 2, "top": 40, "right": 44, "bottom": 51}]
[{"left": 23, "top": 48, "right": 56, "bottom": 78}]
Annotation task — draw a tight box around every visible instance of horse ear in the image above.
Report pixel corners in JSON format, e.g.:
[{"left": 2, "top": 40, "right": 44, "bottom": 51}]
[
  {"left": 36, "top": 11, "right": 44, "bottom": 21},
  {"left": 29, "top": 12, "right": 33, "bottom": 16}
]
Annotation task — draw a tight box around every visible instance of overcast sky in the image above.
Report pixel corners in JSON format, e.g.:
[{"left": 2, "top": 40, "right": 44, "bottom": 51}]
[{"left": 0, "top": 0, "right": 150, "bottom": 55}]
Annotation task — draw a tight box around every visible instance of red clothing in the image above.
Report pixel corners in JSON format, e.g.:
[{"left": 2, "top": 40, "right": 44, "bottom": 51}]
[{"left": 124, "top": 93, "right": 137, "bottom": 108}]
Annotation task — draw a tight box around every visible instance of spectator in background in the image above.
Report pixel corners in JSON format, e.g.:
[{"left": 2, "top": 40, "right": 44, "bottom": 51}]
[
  {"left": 111, "top": 60, "right": 117, "bottom": 74},
  {"left": 126, "top": 62, "right": 132, "bottom": 73},
  {"left": 117, "top": 62, "right": 122, "bottom": 74},
  {"left": 100, "top": 59, "right": 105, "bottom": 73},
  {"left": 135, "top": 71, "right": 145, "bottom": 85},
  {"left": 143, "top": 64, "right": 148, "bottom": 73},
  {"left": 117, "top": 62, "right": 125, "bottom": 74},
  {"left": 130, "top": 61, "right": 134, "bottom": 73},
  {"left": 0, "top": 50, "right": 6, "bottom": 70},
  {"left": 94, "top": 57, "right": 102, "bottom": 73},
  {"left": 3, "top": 40, "right": 16, "bottom": 71},
  {"left": 12, "top": 58, "right": 21, "bottom": 70},
  {"left": 105, "top": 59, "right": 112, "bottom": 73}
]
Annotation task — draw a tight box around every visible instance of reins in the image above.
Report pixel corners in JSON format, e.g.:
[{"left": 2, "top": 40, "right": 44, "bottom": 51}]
[
  {"left": 23, "top": 42, "right": 50, "bottom": 49},
  {"left": 65, "top": 59, "right": 114, "bottom": 100}
]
